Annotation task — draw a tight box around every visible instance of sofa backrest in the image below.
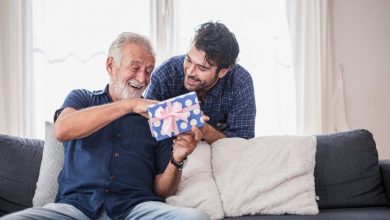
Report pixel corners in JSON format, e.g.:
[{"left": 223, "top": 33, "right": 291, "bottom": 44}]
[
  {"left": 315, "top": 129, "right": 389, "bottom": 208},
  {"left": 0, "top": 134, "right": 43, "bottom": 216}
]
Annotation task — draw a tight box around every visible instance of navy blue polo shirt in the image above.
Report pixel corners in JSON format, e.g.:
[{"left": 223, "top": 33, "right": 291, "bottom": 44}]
[{"left": 54, "top": 85, "right": 172, "bottom": 220}]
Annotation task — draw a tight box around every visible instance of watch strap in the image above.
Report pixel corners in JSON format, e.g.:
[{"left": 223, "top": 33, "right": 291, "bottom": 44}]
[{"left": 170, "top": 157, "right": 187, "bottom": 170}]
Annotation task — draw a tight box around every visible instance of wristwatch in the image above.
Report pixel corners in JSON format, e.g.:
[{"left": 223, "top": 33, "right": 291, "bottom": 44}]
[{"left": 170, "top": 156, "right": 188, "bottom": 170}]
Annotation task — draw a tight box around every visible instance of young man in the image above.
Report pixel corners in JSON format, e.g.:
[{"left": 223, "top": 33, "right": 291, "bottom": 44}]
[
  {"left": 145, "top": 22, "right": 256, "bottom": 144},
  {"left": 2, "top": 33, "right": 209, "bottom": 220}
]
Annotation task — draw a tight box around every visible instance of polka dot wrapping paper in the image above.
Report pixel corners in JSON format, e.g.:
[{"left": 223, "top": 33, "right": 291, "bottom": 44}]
[{"left": 147, "top": 91, "right": 205, "bottom": 141}]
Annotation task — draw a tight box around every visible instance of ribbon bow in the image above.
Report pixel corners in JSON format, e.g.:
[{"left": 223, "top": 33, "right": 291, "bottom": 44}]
[{"left": 154, "top": 101, "right": 190, "bottom": 136}]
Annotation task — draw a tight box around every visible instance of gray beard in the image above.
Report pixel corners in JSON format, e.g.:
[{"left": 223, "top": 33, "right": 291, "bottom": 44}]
[{"left": 112, "top": 73, "right": 143, "bottom": 101}]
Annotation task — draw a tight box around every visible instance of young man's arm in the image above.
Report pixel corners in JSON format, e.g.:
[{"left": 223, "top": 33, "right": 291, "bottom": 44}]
[
  {"left": 199, "top": 79, "right": 256, "bottom": 144},
  {"left": 224, "top": 72, "right": 256, "bottom": 139},
  {"left": 153, "top": 126, "right": 202, "bottom": 198},
  {"left": 200, "top": 123, "right": 226, "bottom": 144}
]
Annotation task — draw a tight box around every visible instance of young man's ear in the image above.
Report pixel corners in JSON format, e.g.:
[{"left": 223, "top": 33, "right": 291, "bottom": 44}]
[
  {"left": 217, "top": 67, "right": 230, "bottom": 79},
  {"left": 106, "top": 57, "right": 115, "bottom": 77}
]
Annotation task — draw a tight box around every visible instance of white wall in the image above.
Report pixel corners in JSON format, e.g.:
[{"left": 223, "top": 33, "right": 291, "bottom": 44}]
[{"left": 331, "top": 0, "right": 390, "bottom": 159}]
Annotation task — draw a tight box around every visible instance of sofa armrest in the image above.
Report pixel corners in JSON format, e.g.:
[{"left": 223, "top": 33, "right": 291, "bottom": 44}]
[{"left": 379, "top": 159, "right": 390, "bottom": 201}]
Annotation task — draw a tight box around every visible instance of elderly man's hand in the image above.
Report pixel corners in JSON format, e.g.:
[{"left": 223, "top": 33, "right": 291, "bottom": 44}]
[
  {"left": 172, "top": 126, "right": 203, "bottom": 162},
  {"left": 130, "top": 98, "right": 158, "bottom": 118}
]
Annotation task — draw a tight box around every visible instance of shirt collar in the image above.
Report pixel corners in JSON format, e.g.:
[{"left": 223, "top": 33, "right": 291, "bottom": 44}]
[{"left": 93, "top": 84, "right": 112, "bottom": 102}]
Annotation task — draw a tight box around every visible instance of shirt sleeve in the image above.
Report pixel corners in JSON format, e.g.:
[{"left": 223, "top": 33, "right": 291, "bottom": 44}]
[
  {"left": 224, "top": 73, "right": 256, "bottom": 139},
  {"left": 53, "top": 89, "right": 92, "bottom": 122},
  {"left": 154, "top": 138, "right": 173, "bottom": 174}
]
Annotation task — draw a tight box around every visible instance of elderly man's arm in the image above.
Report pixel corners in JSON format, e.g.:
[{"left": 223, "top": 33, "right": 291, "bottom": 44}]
[
  {"left": 153, "top": 126, "right": 203, "bottom": 198},
  {"left": 54, "top": 98, "right": 156, "bottom": 142}
]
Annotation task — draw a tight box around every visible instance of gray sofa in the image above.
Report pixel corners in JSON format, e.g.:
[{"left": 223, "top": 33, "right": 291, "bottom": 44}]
[{"left": 1, "top": 129, "right": 390, "bottom": 219}]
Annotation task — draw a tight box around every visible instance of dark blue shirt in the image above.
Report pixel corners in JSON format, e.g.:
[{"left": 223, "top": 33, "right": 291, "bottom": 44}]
[
  {"left": 54, "top": 85, "right": 172, "bottom": 220},
  {"left": 144, "top": 55, "right": 256, "bottom": 139}
]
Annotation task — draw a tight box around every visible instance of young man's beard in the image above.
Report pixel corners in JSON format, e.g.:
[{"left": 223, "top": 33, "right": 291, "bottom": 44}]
[
  {"left": 185, "top": 74, "right": 219, "bottom": 93},
  {"left": 112, "top": 70, "right": 144, "bottom": 101}
]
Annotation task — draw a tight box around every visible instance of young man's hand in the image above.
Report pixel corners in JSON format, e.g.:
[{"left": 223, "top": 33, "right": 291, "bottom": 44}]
[{"left": 198, "top": 115, "right": 226, "bottom": 144}]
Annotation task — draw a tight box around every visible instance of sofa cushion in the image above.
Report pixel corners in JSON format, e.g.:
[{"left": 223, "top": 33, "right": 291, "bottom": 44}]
[
  {"left": 0, "top": 133, "right": 43, "bottom": 216},
  {"left": 315, "top": 129, "right": 389, "bottom": 208},
  {"left": 33, "top": 121, "right": 64, "bottom": 207},
  {"left": 212, "top": 136, "right": 318, "bottom": 217},
  {"left": 166, "top": 142, "right": 224, "bottom": 219}
]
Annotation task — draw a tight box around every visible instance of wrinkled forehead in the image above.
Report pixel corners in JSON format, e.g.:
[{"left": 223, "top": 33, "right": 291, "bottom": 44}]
[{"left": 121, "top": 43, "right": 155, "bottom": 65}]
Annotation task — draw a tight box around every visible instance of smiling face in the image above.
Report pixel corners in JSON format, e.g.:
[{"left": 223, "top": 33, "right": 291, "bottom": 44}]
[
  {"left": 183, "top": 44, "right": 229, "bottom": 96},
  {"left": 107, "top": 42, "right": 155, "bottom": 101}
]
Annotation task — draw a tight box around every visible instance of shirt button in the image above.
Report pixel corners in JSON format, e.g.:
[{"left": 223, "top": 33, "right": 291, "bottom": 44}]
[
  {"left": 105, "top": 188, "right": 111, "bottom": 193},
  {"left": 114, "top": 152, "right": 120, "bottom": 158},
  {"left": 116, "top": 133, "right": 122, "bottom": 138}
]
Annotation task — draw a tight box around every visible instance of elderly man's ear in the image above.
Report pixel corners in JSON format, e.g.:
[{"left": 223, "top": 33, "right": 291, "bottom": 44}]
[{"left": 106, "top": 57, "right": 115, "bottom": 76}]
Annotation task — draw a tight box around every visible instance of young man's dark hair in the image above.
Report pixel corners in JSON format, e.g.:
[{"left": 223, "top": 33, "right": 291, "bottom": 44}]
[{"left": 193, "top": 22, "right": 240, "bottom": 73}]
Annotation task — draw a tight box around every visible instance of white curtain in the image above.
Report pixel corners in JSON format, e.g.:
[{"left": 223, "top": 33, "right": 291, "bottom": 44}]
[
  {"left": 150, "top": 0, "right": 177, "bottom": 64},
  {"left": 0, "top": 0, "right": 34, "bottom": 138},
  {"left": 286, "top": 0, "right": 349, "bottom": 135}
]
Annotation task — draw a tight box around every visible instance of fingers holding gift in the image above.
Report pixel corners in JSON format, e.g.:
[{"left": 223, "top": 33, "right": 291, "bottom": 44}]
[
  {"left": 191, "top": 126, "right": 203, "bottom": 142},
  {"left": 201, "top": 115, "right": 210, "bottom": 123},
  {"left": 199, "top": 115, "right": 210, "bottom": 134},
  {"left": 173, "top": 126, "right": 202, "bottom": 157},
  {"left": 174, "top": 135, "right": 195, "bottom": 150},
  {"left": 131, "top": 98, "right": 158, "bottom": 118}
]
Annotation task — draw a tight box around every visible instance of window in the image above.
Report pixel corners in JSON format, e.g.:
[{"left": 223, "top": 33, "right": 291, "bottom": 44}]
[{"left": 32, "top": 0, "right": 295, "bottom": 138}]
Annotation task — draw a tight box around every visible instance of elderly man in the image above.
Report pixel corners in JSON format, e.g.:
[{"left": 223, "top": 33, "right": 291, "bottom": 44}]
[{"left": 2, "top": 32, "right": 209, "bottom": 220}]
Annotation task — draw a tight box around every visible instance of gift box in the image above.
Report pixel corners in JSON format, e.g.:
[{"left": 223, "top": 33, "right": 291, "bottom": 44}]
[{"left": 147, "top": 91, "right": 204, "bottom": 141}]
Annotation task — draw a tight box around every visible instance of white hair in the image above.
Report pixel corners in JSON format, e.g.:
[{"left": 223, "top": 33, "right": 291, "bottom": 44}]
[{"left": 108, "top": 32, "right": 156, "bottom": 67}]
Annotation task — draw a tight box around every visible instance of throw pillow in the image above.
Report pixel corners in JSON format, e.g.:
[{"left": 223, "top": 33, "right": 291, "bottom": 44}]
[
  {"left": 32, "top": 121, "right": 64, "bottom": 207},
  {"left": 315, "top": 129, "right": 389, "bottom": 208},
  {"left": 212, "top": 136, "right": 319, "bottom": 217},
  {"left": 0, "top": 133, "right": 44, "bottom": 215},
  {"left": 166, "top": 142, "right": 224, "bottom": 220}
]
